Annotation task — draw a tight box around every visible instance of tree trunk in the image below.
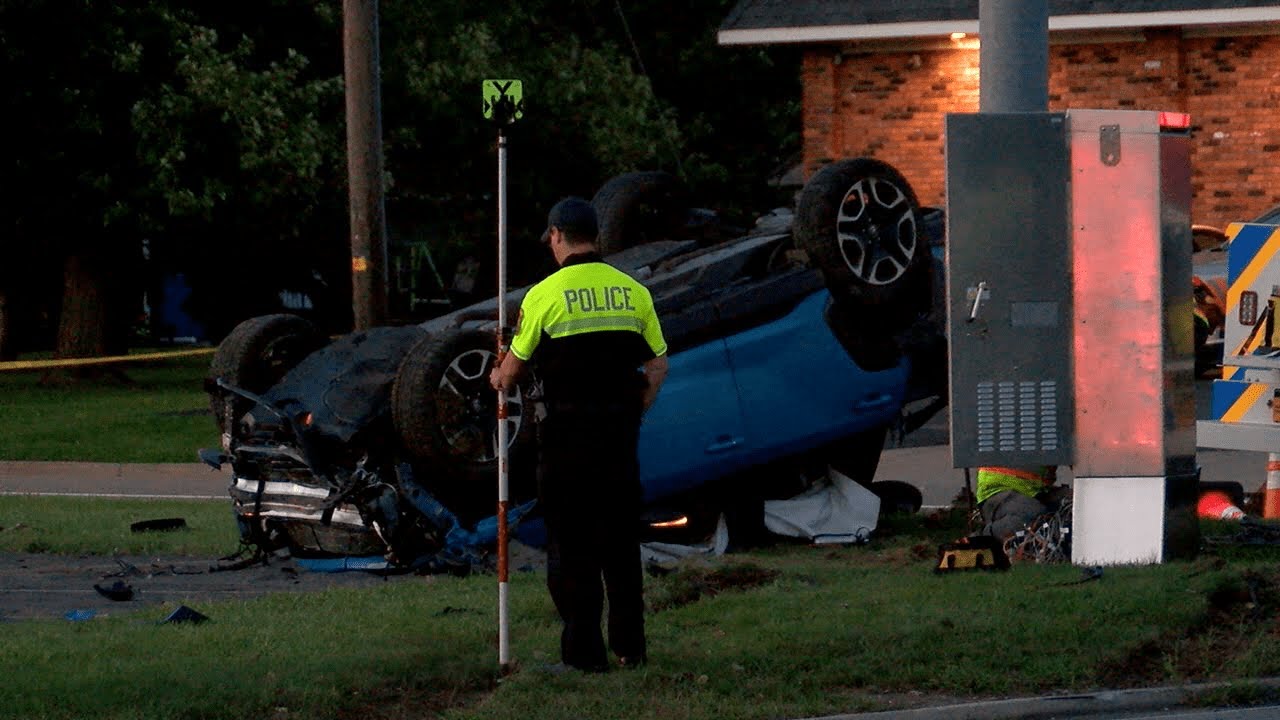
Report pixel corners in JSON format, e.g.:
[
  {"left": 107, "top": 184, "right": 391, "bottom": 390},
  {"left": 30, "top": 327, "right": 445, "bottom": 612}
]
[
  {"left": 40, "top": 254, "right": 117, "bottom": 386},
  {"left": 55, "top": 253, "right": 109, "bottom": 359}
]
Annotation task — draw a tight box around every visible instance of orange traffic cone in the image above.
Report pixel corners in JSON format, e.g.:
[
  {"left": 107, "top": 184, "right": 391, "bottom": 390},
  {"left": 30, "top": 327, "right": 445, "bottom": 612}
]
[
  {"left": 1266, "top": 453, "right": 1280, "bottom": 519},
  {"left": 1198, "top": 490, "right": 1245, "bottom": 520}
]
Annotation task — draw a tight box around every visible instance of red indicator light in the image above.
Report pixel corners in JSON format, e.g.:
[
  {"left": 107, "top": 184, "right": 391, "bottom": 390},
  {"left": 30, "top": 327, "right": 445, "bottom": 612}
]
[{"left": 1158, "top": 112, "right": 1191, "bottom": 130}]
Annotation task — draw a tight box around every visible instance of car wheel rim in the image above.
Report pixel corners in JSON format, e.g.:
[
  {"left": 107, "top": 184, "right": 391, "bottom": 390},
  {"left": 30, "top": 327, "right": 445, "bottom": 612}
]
[
  {"left": 436, "top": 348, "right": 524, "bottom": 463},
  {"left": 835, "top": 176, "right": 917, "bottom": 286}
]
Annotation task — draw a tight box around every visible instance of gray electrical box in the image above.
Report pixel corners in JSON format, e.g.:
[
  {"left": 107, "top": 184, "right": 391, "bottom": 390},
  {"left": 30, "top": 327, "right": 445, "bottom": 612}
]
[
  {"left": 946, "top": 113, "right": 1075, "bottom": 468},
  {"left": 946, "top": 110, "right": 1194, "bottom": 477},
  {"left": 946, "top": 109, "right": 1197, "bottom": 564}
]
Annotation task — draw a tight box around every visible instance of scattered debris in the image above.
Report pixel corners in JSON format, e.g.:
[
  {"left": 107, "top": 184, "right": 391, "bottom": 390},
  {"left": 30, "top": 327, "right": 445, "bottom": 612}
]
[
  {"left": 161, "top": 605, "right": 209, "bottom": 625},
  {"left": 64, "top": 609, "right": 96, "bottom": 622},
  {"left": 1053, "top": 566, "right": 1104, "bottom": 587},
  {"left": 131, "top": 518, "right": 188, "bottom": 533},
  {"left": 434, "top": 606, "right": 481, "bottom": 617},
  {"left": 93, "top": 580, "right": 135, "bottom": 601},
  {"left": 105, "top": 560, "right": 143, "bottom": 578}
]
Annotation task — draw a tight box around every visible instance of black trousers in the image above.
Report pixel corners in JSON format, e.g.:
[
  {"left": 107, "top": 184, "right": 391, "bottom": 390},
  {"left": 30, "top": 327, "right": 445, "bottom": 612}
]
[{"left": 538, "top": 405, "right": 645, "bottom": 670}]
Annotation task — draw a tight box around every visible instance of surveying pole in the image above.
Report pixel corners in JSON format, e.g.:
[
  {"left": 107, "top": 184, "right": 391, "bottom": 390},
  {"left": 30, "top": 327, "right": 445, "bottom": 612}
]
[{"left": 483, "top": 79, "right": 524, "bottom": 671}]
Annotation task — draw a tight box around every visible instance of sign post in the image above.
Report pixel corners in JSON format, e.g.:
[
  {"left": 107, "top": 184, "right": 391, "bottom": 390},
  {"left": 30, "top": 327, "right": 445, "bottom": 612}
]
[{"left": 482, "top": 78, "right": 523, "bottom": 671}]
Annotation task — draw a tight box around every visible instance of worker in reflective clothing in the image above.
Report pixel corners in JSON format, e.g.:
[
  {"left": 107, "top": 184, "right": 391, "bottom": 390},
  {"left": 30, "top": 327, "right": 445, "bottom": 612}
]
[
  {"left": 976, "top": 465, "right": 1061, "bottom": 540},
  {"left": 490, "top": 197, "right": 668, "bottom": 673}
]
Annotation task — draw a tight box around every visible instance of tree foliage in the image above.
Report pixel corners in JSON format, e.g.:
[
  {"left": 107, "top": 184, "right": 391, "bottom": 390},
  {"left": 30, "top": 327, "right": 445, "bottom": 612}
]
[{"left": 0, "top": 0, "right": 800, "bottom": 352}]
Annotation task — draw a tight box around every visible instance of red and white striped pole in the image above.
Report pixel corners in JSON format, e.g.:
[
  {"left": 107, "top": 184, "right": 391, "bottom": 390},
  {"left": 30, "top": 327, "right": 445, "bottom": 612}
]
[
  {"left": 1265, "top": 453, "right": 1280, "bottom": 519},
  {"left": 495, "top": 127, "right": 512, "bottom": 671}
]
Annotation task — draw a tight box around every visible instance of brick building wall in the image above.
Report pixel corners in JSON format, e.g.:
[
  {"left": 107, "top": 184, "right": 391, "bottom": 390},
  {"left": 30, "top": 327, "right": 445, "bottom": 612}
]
[{"left": 801, "top": 30, "right": 1280, "bottom": 227}]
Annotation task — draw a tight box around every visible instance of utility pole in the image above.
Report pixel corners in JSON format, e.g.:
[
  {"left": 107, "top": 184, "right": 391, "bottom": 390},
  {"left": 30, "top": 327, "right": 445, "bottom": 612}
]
[
  {"left": 343, "top": 0, "right": 388, "bottom": 330},
  {"left": 979, "top": 0, "right": 1049, "bottom": 113}
]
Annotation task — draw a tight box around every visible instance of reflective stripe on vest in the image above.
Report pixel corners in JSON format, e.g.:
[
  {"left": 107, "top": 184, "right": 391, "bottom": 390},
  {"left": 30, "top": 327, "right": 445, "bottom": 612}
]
[{"left": 975, "top": 466, "right": 1052, "bottom": 504}]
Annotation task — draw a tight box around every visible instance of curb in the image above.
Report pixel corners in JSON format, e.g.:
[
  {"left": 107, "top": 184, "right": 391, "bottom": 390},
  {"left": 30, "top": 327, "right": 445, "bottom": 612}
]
[{"left": 799, "top": 678, "right": 1280, "bottom": 720}]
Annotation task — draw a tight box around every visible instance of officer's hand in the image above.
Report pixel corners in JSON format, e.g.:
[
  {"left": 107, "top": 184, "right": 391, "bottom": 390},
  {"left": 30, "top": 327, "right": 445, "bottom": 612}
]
[{"left": 489, "top": 367, "right": 508, "bottom": 392}]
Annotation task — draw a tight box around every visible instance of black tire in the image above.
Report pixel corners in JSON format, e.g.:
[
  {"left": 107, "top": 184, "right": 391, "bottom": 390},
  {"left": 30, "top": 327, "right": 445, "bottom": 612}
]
[
  {"left": 795, "top": 158, "right": 931, "bottom": 327},
  {"left": 827, "top": 424, "right": 888, "bottom": 485},
  {"left": 207, "top": 314, "right": 326, "bottom": 433},
  {"left": 870, "top": 480, "right": 923, "bottom": 515},
  {"left": 391, "top": 328, "right": 536, "bottom": 511},
  {"left": 592, "top": 171, "right": 689, "bottom": 256}
]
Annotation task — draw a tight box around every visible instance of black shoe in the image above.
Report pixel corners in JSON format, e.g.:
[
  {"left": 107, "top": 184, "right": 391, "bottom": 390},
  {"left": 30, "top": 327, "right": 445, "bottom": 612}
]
[{"left": 617, "top": 654, "right": 647, "bottom": 668}]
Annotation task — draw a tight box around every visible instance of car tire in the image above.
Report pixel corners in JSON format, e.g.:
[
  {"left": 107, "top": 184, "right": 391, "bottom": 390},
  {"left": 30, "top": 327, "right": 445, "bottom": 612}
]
[
  {"left": 870, "top": 480, "right": 923, "bottom": 515},
  {"left": 592, "top": 171, "right": 689, "bottom": 256},
  {"left": 391, "top": 328, "right": 536, "bottom": 516},
  {"left": 827, "top": 424, "right": 888, "bottom": 485},
  {"left": 795, "top": 158, "right": 931, "bottom": 330},
  {"left": 207, "top": 314, "right": 326, "bottom": 433}
]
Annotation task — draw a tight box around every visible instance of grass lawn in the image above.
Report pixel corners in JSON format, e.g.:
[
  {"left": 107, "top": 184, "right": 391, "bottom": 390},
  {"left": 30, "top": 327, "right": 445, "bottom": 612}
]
[
  {"left": 0, "top": 353, "right": 217, "bottom": 463},
  {"left": 4, "top": 498, "right": 1280, "bottom": 720}
]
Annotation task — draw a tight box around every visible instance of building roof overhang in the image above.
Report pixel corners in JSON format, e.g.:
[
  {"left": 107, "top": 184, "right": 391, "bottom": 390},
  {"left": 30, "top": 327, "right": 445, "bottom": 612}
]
[{"left": 719, "top": 6, "right": 1280, "bottom": 45}]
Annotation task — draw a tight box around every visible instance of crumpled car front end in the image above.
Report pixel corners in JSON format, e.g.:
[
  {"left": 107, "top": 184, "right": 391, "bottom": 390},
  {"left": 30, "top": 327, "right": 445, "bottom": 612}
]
[{"left": 207, "top": 326, "right": 456, "bottom": 566}]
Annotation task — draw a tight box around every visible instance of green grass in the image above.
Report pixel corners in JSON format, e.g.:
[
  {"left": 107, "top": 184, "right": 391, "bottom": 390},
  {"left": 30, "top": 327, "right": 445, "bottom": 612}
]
[
  {"left": 0, "top": 496, "right": 237, "bottom": 555},
  {"left": 0, "top": 354, "right": 218, "bottom": 462},
  {"left": 4, "top": 500, "right": 1280, "bottom": 720}
]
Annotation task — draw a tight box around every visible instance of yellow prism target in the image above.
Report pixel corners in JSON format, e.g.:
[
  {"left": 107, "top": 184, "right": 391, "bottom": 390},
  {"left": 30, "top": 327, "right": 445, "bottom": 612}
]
[{"left": 482, "top": 79, "right": 523, "bottom": 123}]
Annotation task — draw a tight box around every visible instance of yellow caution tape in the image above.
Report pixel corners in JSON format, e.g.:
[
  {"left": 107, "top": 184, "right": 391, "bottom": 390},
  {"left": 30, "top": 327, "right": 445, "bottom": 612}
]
[{"left": 0, "top": 347, "right": 215, "bottom": 372}]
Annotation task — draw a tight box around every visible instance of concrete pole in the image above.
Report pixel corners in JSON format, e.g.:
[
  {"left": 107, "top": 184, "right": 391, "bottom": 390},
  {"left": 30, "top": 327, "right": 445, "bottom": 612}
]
[
  {"left": 978, "top": 0, "right": 1049, "bottom": 113},
  {"left": 343, "top": 0, "right": 388, "bottom": 330}
]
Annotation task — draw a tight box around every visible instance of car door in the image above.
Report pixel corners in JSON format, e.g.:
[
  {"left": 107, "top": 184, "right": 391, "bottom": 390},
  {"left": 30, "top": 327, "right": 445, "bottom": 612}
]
[
  {"left": 723, "top": 290, "right": 908, "bottom": 468},
  {"left": 637, "top": 337, "right": 748, "bottom": 504}
]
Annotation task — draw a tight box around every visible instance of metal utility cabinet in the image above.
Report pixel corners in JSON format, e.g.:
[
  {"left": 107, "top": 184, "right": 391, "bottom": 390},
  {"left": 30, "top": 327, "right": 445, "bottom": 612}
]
[{"left": 947, "top": 109, "right": 1198, "bottom": 565}]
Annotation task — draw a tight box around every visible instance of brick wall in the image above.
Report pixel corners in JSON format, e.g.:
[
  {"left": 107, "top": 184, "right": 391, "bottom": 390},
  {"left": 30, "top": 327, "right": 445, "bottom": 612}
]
[{"left": 802, "top": 30, "right": 1280, "bottom": 227}]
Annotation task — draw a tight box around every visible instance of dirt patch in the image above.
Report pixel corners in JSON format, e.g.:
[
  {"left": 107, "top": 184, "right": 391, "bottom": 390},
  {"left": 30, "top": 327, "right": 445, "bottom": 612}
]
[
  {"left": 646, "top": 561, "right": 780, "bottom": 612},
  {"left": 1094, "top": 568, "right": 1280, "bottom": 688},
  {"left": 0, "top": 545, "right": 541, "bottom": 623},
  {"left": 334, "top": 684, "right": 492, "bottom": 720}
]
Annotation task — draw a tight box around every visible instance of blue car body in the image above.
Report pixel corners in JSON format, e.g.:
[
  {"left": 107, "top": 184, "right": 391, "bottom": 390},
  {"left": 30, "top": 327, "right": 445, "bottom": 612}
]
[
  {"left": 640, "top": 289, "right": 907, "bottom": 505},
  {"left": 208, "top": 207, "right": 945, "bottom": 563}
]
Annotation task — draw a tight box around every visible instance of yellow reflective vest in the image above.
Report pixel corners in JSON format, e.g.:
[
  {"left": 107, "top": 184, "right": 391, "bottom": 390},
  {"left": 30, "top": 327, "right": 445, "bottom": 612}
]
[
  {"left": 511, "top": 257, "right": 666, "bottom": 361},
  {"left": 975, "top": 466, "right": 1054, "bottom": 504}
]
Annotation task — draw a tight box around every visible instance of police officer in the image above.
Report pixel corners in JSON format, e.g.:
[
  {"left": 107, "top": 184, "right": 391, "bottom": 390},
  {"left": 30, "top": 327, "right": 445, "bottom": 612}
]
[{"left": 490, "top": 196, "right": 668, "bottom": 673}]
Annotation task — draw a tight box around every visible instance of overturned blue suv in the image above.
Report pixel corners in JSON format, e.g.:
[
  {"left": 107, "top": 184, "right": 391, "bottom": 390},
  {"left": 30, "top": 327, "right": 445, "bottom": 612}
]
[{"left": 202, "top": 158, "right": 947, "bottom": 568}]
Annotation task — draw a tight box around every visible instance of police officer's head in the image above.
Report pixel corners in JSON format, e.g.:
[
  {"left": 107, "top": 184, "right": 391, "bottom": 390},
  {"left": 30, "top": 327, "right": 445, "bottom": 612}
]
[{"left": 540, "top": 197, "right": 598, "bottom": 250}]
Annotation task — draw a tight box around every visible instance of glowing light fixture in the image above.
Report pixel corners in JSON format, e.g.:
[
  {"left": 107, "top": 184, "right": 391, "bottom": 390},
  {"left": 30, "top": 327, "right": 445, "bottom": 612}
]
[{"left": 649, "top": 516, "right": 689, "bottom": 529}]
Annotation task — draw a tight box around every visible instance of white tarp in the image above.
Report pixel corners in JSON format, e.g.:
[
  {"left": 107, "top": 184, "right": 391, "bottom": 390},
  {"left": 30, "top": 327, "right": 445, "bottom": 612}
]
[{"left": 763, "top": 468, "right": 880, "bottom": 544}]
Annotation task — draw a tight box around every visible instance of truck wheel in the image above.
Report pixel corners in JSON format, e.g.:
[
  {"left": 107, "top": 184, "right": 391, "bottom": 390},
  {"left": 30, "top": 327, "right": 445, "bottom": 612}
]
[
  {"left": 592, "top": 171, "right": 689, "bottom": 256},
  {"left": 795, "top": 158, "right": 931, "bottom": 328},
  {"left": 391, "top": 328, "right": 536, "bottom": 516},
  {"left": 207, "top": 314, "right": 326, "bottom": 433}
]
